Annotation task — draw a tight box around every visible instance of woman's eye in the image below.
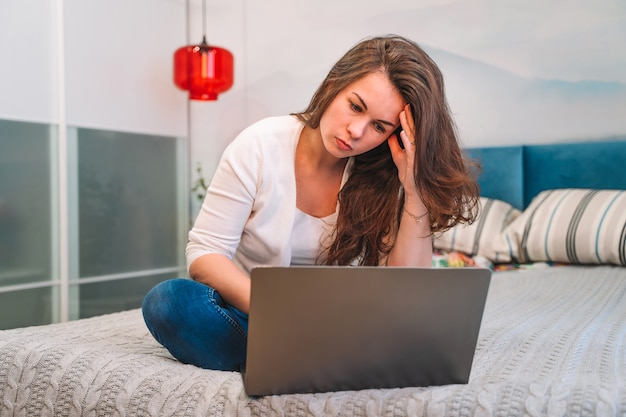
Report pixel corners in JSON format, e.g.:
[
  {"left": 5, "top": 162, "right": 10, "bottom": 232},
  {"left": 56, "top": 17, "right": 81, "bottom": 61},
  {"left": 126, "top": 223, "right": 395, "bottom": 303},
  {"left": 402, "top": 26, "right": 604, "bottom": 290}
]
[
  {"left": 350, "top": 101, "right": 362, "bottom": 112},
  {"left": 374, "top": 123, "right": 386, "bottom": 133}
]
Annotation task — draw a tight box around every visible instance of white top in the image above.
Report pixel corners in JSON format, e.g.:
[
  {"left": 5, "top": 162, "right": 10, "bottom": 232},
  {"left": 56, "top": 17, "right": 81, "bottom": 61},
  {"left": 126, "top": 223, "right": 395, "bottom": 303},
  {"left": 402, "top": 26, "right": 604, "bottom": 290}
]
[
  {"left": 291, "top": 209, "right": 337, "bottom": 265},
  {"left": 186, "top": 115, "right": 353, "bottom": 275}
]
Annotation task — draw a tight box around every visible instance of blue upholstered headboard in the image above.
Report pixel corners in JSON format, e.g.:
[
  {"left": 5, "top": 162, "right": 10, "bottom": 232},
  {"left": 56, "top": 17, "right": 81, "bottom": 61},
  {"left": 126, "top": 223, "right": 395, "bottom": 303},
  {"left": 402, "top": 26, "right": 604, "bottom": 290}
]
[{"left": 466, "top": 138, "right": 626, "bottom": 210}]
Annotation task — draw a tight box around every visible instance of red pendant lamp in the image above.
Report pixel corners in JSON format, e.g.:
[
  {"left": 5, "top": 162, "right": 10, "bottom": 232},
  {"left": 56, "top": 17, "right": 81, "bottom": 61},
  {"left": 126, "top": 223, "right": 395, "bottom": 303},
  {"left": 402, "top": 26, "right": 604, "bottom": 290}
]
[{"left": 173, "top": 0, "right": 234, "bottom": 101}]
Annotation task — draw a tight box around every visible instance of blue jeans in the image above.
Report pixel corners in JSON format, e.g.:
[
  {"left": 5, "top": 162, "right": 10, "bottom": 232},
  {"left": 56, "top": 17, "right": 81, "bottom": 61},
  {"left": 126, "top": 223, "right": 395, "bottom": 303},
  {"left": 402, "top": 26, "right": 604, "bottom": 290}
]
[{"left": 142, "top": 279, "right": 248, "bottom": 371}]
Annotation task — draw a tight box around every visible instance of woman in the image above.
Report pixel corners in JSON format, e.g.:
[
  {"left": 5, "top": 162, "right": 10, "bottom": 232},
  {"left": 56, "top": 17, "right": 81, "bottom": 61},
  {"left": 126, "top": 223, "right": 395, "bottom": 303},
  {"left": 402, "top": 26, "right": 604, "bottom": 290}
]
[{"left": 142, "top": 35, "right": 480, "bottom": 371}]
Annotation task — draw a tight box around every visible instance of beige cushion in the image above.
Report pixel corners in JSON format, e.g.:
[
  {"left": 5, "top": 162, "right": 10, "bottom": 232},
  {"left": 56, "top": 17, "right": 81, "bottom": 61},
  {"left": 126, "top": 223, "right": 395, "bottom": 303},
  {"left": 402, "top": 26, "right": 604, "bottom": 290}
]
[
  {"left": 434, "top": 197, "right": 521, "bottom": 263},
  {"left": 503, "top": 189, "right": 626, "bottom": 265}
]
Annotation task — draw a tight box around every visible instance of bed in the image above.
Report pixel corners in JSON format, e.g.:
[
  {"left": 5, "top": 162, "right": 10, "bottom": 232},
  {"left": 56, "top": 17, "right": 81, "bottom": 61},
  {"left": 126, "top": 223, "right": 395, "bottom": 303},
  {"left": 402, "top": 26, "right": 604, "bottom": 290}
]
[{"left": 1, "top": 138, "right": 625, "bottom": 417}]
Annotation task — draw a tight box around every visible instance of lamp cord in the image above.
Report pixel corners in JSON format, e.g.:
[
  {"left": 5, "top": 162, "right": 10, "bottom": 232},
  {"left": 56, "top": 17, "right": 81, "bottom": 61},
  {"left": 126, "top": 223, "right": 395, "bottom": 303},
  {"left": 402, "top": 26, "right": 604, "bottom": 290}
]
[{"left": 202, "top": 0, "right": 207, "bottom": 40}]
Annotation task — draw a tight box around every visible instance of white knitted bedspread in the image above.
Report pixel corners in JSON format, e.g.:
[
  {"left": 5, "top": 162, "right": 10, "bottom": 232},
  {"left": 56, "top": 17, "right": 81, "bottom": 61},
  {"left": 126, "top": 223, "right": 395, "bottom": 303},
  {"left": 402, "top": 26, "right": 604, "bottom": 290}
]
[{"left": 0, "top": 266, "right": 625, "bottom": 417}]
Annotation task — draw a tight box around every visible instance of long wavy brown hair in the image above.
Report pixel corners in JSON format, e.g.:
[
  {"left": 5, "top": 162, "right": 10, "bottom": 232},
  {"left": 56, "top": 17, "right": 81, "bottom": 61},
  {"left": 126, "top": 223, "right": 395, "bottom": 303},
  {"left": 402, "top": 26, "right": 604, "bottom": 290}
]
[{"left": 294, "top": 35, "right": 480, "bottom": 265}]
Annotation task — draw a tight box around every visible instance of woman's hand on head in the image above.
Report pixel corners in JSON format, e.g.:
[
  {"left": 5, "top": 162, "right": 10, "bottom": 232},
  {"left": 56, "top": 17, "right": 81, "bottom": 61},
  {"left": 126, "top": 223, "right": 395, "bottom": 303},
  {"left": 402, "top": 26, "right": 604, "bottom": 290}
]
[{"left": 388, "top": 104, "right": 418, "bottom": 192}]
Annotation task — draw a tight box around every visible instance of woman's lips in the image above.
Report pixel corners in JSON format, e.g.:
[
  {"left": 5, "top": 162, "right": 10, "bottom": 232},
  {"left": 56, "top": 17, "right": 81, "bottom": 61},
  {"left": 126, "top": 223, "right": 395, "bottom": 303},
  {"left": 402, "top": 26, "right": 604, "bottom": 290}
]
[{"left": 336, "top": 138, "right": 352, "bottom": 151}]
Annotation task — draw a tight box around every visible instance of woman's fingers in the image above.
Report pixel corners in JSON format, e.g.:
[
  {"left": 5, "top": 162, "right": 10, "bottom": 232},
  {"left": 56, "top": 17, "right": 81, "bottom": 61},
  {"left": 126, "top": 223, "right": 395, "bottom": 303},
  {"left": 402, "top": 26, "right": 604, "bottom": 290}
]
[{"left": 400, "top": 104, "right": 416, "bottom": 142}]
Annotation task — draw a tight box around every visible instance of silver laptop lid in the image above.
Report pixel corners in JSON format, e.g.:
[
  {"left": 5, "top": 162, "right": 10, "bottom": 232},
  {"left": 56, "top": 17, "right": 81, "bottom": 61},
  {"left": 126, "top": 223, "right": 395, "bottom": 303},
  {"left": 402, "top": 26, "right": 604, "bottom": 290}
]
[{"left": 244, "top": 266, "right": 491, "bottom": 396}]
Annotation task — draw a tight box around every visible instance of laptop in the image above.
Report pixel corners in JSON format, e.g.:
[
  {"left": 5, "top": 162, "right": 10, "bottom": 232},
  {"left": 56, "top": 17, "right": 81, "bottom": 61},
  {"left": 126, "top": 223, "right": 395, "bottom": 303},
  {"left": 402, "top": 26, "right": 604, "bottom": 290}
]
[{"left": 243, "top": 266, "right": 491, "bottom": 396}]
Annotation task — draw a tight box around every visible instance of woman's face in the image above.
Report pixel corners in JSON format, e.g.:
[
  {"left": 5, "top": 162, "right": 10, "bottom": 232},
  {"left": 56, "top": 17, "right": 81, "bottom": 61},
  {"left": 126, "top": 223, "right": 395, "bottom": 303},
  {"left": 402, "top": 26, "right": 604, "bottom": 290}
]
[{"left": 319, "top": 71, "right": 404, "bottom": 158}]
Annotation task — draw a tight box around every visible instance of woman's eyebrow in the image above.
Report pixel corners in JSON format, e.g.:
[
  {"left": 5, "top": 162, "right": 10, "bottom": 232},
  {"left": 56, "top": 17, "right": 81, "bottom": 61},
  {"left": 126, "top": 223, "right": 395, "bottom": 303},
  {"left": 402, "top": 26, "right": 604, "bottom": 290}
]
[
  {"left": 352, "top": 93, "right": 395, "bottom": 127},
  {"left": 352, "top": 92, "right": 369, "bottom": 111}
]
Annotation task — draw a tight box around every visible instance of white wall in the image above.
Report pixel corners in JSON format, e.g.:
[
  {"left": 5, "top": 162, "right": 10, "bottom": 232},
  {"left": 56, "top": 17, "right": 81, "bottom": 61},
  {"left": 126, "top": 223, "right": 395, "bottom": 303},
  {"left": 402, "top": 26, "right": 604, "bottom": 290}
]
[
  {"left": 1, "top": 0, "right": 624, "bottom": 204},
  {"left": 0, "top": 0, "right": 187, "bottom": 137},
  {"left": 63, "top": 0, "right": 187, "bottom": 137},
  {"left": 188, "top": 0, "right": 626, "bottom": 199},
  {"left": 0, "top": 2, "right": 59, "bottom": 124}
]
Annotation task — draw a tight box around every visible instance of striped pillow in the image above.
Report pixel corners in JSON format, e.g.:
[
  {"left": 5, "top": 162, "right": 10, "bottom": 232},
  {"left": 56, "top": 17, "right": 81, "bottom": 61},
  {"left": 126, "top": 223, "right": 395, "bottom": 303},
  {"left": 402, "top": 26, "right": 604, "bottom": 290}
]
[
  {"left": 433, "top": 197, "right": 521, "bottom": 263},
  {"left": 504, "top": 189, "right": 626, "bottom": 265}
]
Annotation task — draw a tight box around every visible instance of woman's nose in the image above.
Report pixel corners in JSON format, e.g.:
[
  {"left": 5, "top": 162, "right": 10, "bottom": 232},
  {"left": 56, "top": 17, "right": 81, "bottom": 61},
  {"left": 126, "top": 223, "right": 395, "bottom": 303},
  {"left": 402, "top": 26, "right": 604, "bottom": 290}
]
[{"left": 347, "top": 119, "right": 367, "bottom": 139}]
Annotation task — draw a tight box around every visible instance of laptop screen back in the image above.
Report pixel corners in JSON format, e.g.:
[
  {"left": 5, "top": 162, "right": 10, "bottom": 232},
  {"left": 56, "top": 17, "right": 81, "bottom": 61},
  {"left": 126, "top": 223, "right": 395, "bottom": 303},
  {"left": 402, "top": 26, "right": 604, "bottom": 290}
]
[{"left": 244, "top": 266, "right": 491, "bottom": 396}]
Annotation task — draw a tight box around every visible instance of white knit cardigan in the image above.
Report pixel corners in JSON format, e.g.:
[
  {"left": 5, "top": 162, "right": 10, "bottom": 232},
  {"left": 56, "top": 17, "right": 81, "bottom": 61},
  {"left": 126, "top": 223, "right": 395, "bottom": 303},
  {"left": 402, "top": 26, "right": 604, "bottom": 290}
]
[{"left": 186, "top": 115, "right": 353, "bottom": 275}]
